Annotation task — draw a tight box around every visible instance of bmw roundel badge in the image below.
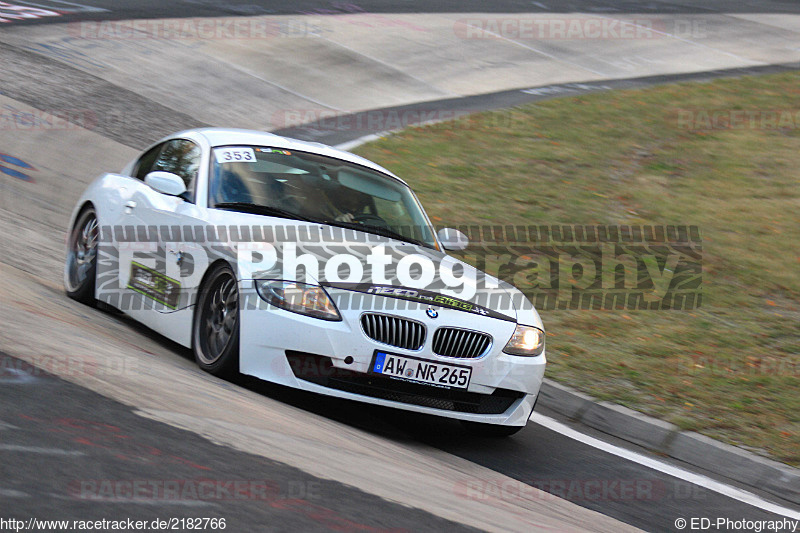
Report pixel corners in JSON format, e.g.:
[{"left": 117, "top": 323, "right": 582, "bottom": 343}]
[{"left": 426, "top": 306, "right": 438, "bottom": 319}]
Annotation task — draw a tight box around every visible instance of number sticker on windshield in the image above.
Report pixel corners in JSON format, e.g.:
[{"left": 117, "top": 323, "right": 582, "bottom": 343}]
[{"left": 214, "top": 147, "right": 256, "bottom": 164}]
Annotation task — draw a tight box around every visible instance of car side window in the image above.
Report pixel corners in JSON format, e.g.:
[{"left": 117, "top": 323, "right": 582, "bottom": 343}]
[
  {"left": 132, "top": 143, "right": 164, "bottom": 181},
  {"left": 153, "top": 139, "right": 201, "bottom": 193},
  {"left": 133, "top": 139, "right": 201, "bottom": 202}
]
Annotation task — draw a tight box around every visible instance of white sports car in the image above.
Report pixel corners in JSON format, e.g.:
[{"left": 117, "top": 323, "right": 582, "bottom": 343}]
[{"left": 64, "top": 128, "right": 545, "bottom": 436}]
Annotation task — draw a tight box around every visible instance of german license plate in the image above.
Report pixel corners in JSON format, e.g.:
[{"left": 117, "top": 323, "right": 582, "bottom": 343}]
[{"left": 371, "top": 351, "right": 471, "bottom": 389}]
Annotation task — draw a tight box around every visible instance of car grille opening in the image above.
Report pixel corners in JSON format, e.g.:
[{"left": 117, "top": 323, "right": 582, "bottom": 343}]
[
  {"left": 360, "top": 313, "right": 426, "bottom": 351},
  {"left": 432, "top": 328, "right": 492, "bottom": 359},
  {"left": 285, "top": 351, "right": 524, "bottom": 415}
]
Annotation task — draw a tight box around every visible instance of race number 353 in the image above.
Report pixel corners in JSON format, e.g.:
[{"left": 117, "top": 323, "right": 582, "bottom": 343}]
[{"left": 214, "top": 147, "right": 255, "bottom": 163}]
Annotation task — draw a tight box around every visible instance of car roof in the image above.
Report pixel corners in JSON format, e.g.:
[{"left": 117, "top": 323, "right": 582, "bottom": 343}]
[{"left": 176, "top": 127, "right": 407, "bottom": 186}]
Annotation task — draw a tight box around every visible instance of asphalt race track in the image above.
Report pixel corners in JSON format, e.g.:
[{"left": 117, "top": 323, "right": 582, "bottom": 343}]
[{"left": 1, "top": 1, "right": 800, "bottom": 531}]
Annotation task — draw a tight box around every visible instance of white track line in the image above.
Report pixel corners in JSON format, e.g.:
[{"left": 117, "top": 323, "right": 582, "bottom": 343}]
[
  {"left": 10, "top": 0, "right": 107, "bottom": 12},
  {"left": 39, "top": 0, "right": 106, "bottom": 7},
  {"left": 0, "top": 419, "right": 19, "bottom": 430},
  {"left": 0, "top": 444, "right": 85, "bottom": 456},
  {"left": 0, "top": 489, "right": 29, "bottom": 498},
  {"left": 531, "top": 413, "right": 800, "bottom": 520},
  {"left": 47, "top": 493, "right": 210, "bottom": 506}
]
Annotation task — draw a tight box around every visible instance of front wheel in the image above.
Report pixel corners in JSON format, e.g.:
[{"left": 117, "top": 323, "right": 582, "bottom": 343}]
[
  {"left": 193, "top": 264, "right": 240, "bottom": 377},
  {"left": 65, "top": 206, "right": 99, "bottom": 305}
]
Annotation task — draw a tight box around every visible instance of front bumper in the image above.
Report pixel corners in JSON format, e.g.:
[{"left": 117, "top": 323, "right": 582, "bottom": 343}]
[{"left": 238, "top": 285, "right": 546, "bottom": 426}]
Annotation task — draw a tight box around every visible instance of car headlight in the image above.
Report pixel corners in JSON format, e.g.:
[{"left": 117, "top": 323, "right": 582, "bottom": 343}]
[
  {"left": 503, "top": 325, "right": 545, "bottom": 356},
  {"left": 255, "top": 280, "right": 341, "bottom": 321}
]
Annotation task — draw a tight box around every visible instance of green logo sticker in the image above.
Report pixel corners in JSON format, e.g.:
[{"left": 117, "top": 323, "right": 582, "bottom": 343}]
[{"left": 127, "top": 262, "right": 181, "bottom": 309}]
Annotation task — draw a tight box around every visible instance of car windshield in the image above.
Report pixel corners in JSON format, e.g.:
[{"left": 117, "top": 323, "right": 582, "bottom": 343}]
[{"left": 208, "top": 145, "right": 437, "bottom": 248}]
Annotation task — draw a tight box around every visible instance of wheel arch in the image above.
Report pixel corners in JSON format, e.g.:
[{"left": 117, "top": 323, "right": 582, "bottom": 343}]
[{"left": 68, "top": 200, "right": 96, "bottom": 231}]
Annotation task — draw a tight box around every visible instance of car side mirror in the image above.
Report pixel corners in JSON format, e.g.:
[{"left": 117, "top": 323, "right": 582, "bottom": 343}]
[
  {"left": 437, "top": 228, "right": 469, "bottom": 251},
  {"left": 144, "top": 171, "right": 187, "bottom": 197}
]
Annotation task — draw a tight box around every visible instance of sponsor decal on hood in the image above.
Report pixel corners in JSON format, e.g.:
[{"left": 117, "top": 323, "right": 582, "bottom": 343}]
[{"left": 322, "top": 282, "right": 515, "bottom": 322}]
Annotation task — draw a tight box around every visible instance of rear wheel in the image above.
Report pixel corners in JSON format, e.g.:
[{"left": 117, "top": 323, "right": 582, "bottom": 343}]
[
  {"left": 65, "top": 206, "right": 98, "bottom": 305},
  {"left": 193, "top": 264, "right": 240, "bottom": 377}
]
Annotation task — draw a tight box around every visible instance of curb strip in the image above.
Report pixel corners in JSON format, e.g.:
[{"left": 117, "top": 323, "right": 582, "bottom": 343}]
[{"left": 539, "top": 379, "right": 800, "bottom": 507}]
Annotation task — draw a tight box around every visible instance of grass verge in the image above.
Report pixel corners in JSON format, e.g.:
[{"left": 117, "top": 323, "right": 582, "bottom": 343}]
[{"left": 353, "top": 72, "right": 800, "bottom": 465}]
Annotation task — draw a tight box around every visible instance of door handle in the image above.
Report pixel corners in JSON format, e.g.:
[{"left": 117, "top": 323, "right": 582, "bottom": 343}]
[{"left": 125, "top": 201, "right": 137, "bottom": 211}]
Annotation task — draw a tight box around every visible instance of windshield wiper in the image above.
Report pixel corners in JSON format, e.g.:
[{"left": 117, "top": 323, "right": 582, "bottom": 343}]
[
  {"left": 213, "top": 202, "right": 318, "bottom": 223},
  {"left": 322, "top": 219, "right": 431, "bottom": 249}
]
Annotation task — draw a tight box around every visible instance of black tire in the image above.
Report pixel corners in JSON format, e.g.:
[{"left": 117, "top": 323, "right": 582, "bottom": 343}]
[
  {"left": 64, "top": 206, "right": 99, "bottom": 305},
  {"left": 192, "top": 263, "right": 240, "bottom": 377},
  {"left": 461, "top": 421, "right": 525, "bottom": 438}
]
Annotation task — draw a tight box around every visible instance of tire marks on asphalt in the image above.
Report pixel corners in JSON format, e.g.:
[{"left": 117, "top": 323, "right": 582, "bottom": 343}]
[{"left": 0, "top": 41, "right": 207, "bottom": 147}]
